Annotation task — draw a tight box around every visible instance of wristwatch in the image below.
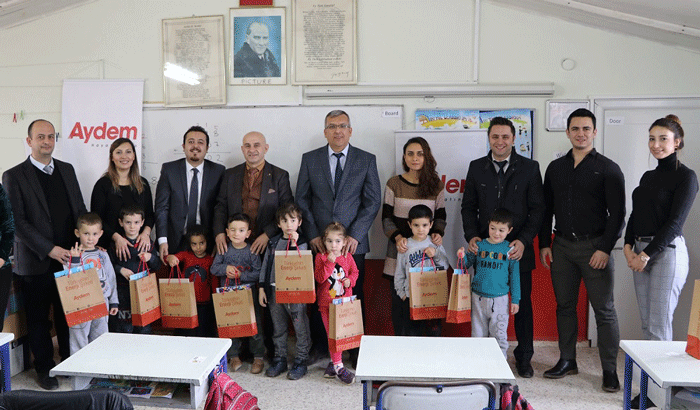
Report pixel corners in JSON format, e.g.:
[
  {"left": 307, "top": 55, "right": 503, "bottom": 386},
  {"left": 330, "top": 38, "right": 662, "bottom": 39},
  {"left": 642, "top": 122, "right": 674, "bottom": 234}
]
[{"left": 640, "top": 255, "right": 650, "bottom": 263}]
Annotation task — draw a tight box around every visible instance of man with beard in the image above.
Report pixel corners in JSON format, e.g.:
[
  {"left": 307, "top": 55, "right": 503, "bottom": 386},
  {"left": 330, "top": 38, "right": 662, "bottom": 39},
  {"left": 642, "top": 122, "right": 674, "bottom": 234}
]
[{"left": 155, "top": 126, "right": 225, "bottom": 263}]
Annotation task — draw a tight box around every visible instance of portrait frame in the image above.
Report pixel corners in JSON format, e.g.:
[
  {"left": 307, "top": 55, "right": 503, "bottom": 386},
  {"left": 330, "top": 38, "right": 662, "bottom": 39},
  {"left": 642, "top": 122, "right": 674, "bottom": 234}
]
[
  {"left": 230, "top": 7, "right": 287, "bottom": 85},
  {"left": 162, "top": 15, "right": 227, "bottom": 107},
  {"left": 546, "top": 100, "right": 590, "bottom": 131},
  {"left": 292, "top": 0, "right": 357, "bottom": 85}
]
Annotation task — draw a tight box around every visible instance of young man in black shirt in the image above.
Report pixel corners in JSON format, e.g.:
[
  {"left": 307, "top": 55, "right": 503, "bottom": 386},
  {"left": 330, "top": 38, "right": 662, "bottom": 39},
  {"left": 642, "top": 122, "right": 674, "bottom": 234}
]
[{"left": 539, "top": 108, "right": 625, "bottom": 392}]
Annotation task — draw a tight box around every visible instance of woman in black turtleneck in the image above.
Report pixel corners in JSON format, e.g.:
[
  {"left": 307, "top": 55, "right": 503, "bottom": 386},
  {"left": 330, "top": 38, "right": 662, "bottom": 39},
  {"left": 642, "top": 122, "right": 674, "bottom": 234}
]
[{"left": 623, "top": 114, "right": 698, "bottom": 343}]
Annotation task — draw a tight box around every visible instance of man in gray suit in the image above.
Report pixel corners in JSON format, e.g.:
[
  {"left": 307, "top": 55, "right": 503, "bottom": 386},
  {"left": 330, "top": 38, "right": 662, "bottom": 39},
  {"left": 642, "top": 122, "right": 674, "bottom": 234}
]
[
  {"left": 155, "top": 126, "right": 225, "bottom": 263},
  {"left": 213, "top": 131, "right": 293, "bottom": 256},
  {"left": 3, "top": 119, "right": 87, "bottom": 390},
  {"left": 296, "top": 110, "right": 382, "bottom": 362}
]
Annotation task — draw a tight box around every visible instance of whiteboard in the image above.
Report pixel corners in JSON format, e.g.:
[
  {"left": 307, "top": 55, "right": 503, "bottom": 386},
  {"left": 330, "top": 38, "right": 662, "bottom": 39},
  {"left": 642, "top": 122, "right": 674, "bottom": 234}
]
[{"left": 142, "top": 105, "right": 403, "bottom": 258}]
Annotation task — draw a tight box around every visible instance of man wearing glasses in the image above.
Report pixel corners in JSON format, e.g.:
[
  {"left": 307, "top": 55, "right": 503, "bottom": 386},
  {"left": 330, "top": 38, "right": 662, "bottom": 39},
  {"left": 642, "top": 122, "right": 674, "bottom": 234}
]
[{"left": 296, "top": 110, "right": 381, "bottom": 365}]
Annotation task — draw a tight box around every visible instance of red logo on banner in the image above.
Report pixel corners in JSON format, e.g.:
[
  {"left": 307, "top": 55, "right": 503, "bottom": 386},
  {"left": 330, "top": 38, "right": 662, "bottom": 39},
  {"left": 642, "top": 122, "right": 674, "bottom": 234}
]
[
  {"left": 441, "top": 175, "right": 466, "bottom": 194},
  {"left": 68, "top": 122, "right": 138, "bottom": 143}
]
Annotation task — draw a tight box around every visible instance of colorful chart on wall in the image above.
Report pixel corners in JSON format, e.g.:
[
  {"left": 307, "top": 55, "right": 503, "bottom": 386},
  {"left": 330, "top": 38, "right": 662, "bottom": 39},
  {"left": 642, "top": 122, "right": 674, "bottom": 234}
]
[{"left": 415, "top": 108, "right": 533, "bottom": 159}]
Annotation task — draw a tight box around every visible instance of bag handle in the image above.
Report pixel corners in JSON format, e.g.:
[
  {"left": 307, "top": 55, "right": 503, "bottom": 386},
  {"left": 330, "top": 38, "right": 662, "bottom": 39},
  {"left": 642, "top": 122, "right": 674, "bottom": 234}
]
[
  {"left": 285, "top": 236, "right": 302, "bottom": 257},
  {"left": 419, "top": 251, "right": 437, "bottom": 272},
  {"left": 138, "top": 258, "right": 149, "bottom": 275},
  {"left": 167, "top": 264, "right": 183, "bottom": 284},
  {"left": 66, "top": 250, "right": 86, "bottom": 278}
]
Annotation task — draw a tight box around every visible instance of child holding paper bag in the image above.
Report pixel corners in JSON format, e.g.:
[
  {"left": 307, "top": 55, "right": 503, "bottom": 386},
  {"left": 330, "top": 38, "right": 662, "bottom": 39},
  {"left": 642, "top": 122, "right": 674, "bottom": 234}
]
[
  {"left": 64, "top": 213, "right": 119, "bottom": 354},
  {"left": 394, "top": 205, "right": 448, "bottom": 337},
  {"left": 314, "top": 222, "right": 359, "bottom": 385},
  {"left": 457, "top": 208, "right": 520, "bottom": 358}
]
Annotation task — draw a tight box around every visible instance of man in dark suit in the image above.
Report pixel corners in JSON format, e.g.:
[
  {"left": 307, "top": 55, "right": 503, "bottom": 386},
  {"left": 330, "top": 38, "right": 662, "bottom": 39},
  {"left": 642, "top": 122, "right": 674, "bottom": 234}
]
[
  {"left": 214, "top": 131, "right": 293, "bottom": 256},
  {"left": 155, "top": 126, "right": 225, "bottom": 263},
  {"left": 461, "top": 117, "right": 545, "bottom": 378},
  {"left": 233, "top": 21, "right": 281, "bottom": 78},
  {"left": 296, "top": 110, "right": 382, "bottom": 363},
  {"left": 2, "top": 119, "right": 87, "bottom": 390}
]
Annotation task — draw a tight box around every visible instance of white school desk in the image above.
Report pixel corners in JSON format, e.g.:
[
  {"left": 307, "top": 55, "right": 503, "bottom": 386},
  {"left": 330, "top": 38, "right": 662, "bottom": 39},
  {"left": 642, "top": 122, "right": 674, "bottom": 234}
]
[
  {"left": 620, "top": 340, "right": 700, "bottom": 410},
  {"left": 0, "top": 332, "right": 14, "bottom": 392},
  {"left": 355, "top": 336, "right": 515, "bottom": 410},
  {"left": 50, "top": 333, "right": 231, "bottom": 408}
]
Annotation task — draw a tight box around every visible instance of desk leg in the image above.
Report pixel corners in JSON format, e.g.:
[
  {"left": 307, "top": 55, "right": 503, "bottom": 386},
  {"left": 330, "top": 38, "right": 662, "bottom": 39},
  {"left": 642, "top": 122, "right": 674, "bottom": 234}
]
[
  {"left": 624, "top": 354, "right": 633, "bottom": 410},
  {"left": 363, "top": 381, "right": 371, "bottom": 410},
  {"left": 0, "top": 342, "right": 10, "bottom": 392},
  {"left": 639, "top": 369, "right": 649, "bottom": 410}
]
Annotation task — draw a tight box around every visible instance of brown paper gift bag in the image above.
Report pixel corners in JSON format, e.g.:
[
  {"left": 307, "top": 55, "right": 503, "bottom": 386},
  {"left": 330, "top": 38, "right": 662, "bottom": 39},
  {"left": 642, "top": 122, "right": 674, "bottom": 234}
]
[
  {"left": 408, "top": 263, "right": 448, "bottom": 320},
  {"left": 159, "top": 266, "right": 198, "bottom": 329},
  {"left": 212, "top": 281, "right": 257, "bottom": 338},
  {"left": 54, "top": 262, "right": 108, "bottom": 327},
  {"left": 274, "top": 248, "right": 315, "bottom": 304},
  {"left": 686, "top": 279, "right": 700, "bottom": 359},
  {"left": 329, "top": 296, "right": 364, "bottom": 353},
  {"left": 129, "top": 264, "right": 161, "bottom": 327},
  {"left": 446, "top": 267, "right": 471, "bottom": 324}
]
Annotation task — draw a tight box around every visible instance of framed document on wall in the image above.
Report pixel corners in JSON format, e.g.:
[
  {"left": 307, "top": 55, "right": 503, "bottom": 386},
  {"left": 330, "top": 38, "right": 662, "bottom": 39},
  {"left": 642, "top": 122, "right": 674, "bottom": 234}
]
[
  {"left": 162, "top": 15, "right": 227, "bottom": 107},
  {"left": 546, "top": 100, "right": 590, "bottom": 131},
  {"left": 292, "top": 0, "right": 357, "bottom": 85},
  {"left": 230, "top": 7, "right": 287, "bottom": 85}
]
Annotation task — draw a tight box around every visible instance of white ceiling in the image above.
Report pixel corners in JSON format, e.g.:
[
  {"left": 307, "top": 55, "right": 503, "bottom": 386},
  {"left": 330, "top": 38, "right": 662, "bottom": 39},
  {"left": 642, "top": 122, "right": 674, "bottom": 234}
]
[{"left": 1, "top": 0, "right": 700, "bottom": 52}]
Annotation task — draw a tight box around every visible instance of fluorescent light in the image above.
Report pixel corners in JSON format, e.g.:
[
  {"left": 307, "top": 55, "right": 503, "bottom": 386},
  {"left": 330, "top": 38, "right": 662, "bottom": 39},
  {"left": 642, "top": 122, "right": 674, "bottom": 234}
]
[
  {"left": 304, "top": 83, "right": 555, "bottom": 99},
  {"left": 163, "top": 63, "right": 200, "bottom": 86}
]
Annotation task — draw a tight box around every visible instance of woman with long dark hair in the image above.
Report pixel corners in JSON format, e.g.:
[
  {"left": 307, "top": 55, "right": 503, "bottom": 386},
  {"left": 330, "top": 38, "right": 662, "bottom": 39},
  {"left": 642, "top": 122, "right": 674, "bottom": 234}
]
[
  {"left": 91, "top": 138, "right": 154, "bottom": 259},
  {"left": 382, "top": 136, "right": 446, "bottom": 336}
]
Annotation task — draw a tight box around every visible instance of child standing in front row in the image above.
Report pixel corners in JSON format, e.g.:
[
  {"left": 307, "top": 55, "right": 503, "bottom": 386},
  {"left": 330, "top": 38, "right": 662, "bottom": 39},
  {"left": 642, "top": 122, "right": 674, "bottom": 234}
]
[
  {"left": 211, "top": 214, "right": 264, "bottom": 374},
  {"left": 65, "top": 213, "right": 119, "bottom": 354},
  {"left": 457, "top": 208, "right": 520, "bottom": 358},
  {"left": 394, "top": 204, "right": 449, "bottom": 337},
  {"left": 314, "top": 222, "right": 359, "bottom": 384},
  {"left": 166, "top": 225, "right": 217, "bottom": 338},
  {"left": 110, "top": 205, "right": 160, "bottom": 334},
  {"left": 259, "top": 203, "right": 311, "bottom": 381}
]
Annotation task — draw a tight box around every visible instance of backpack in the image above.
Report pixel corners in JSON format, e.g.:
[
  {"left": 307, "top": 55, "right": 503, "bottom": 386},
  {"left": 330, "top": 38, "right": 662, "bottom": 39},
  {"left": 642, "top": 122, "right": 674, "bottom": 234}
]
[
  {"left": 501, "top": 384, "right": 534, "bottom": 410},
  {"left": 205, "top": 371, "right": 260, "bottom": 410}
]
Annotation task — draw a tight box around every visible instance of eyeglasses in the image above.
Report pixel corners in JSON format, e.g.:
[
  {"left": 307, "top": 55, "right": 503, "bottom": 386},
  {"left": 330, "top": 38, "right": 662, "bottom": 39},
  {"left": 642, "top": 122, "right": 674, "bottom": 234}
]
[{"left": 325, "top": 124, "right": 350, "bottom": 130}]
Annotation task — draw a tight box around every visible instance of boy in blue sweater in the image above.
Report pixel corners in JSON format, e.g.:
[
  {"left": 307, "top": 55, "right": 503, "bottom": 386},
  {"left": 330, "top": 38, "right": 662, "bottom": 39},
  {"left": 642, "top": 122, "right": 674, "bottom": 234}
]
[{"left": 458, "top": 208, "right": 520, "bottom": 357}]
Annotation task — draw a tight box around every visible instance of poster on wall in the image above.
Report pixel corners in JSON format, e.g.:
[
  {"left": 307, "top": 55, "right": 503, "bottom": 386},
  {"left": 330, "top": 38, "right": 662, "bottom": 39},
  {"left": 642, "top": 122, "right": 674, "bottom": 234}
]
[
  {"left": 415, "top": 109, "right": 479, "bottom": 130},
  {"left": 61, "top": 79, "right": 144, "bottom": 208},
  {"left": 479, "top": 109, "right": 533, "bottom": 159},
  {"left": 395, "top": 129, "right": 488, "bottom": 268},
  {"left": 162, "top": 15, "right": 227, "bottom": 107},
  {"left": 292, "top": 0, "right": 357, "bottom": 84},
  {"left": 415, "top": 109, "right": 534, "bottom": 159},
  {"left": 230, "top": 7, "right": 286, "bottom": 85}
]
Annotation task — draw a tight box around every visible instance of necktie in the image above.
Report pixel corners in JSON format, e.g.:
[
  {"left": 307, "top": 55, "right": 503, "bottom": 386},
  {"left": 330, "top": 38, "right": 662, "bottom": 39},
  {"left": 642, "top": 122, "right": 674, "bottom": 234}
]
[
  {"left": 248, "top": 167, "right": 259, "bottom": 189},
  {"left": 187, "top": 168, "right": 199, "bottom": 230},
  {"left": 495, "top": 160, "right": 508, "bottom": 177},
  {"left": 333, "top": 152, "right": 344, "bottom": 195},
  {"left": 43, "top": 164, "right": 53, "bottom": 175}
]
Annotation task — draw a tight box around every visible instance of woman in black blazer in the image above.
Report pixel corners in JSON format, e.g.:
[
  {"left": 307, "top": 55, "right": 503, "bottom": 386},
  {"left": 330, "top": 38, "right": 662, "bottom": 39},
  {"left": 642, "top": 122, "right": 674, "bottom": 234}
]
[{"left": 91, "top": 138, "right": 154, "bottom": 259}]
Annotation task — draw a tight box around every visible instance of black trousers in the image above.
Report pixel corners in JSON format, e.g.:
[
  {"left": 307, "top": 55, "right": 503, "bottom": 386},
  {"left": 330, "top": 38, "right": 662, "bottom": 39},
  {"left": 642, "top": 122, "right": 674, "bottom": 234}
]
[
  {"left": 17, "top": 264, "right": 70, "bottom": 374},
  {"left": 513, "top": 269, "right": 534, "bottom": 364},
  {"left": 0, "top": 264, "right": 13, "bottom": 331}
]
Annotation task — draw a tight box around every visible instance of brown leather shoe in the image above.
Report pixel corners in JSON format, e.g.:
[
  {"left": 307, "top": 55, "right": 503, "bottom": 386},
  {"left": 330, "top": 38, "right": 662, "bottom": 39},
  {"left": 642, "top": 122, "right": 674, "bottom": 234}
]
[
  {"left": 230, "top": 357, "right": 243, "bottom": 372},
  {"left": 251, "top": 358, "right": 264, "bottom": 374}
]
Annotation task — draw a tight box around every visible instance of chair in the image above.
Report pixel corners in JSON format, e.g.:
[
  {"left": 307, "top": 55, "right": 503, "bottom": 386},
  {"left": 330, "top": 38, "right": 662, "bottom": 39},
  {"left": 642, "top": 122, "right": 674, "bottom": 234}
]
[
  {"left": 0, "top": 389, "right": 133, "bottom": 410},
  {"left": 375, "top": 380, "right": 497, "bottom": 410}
]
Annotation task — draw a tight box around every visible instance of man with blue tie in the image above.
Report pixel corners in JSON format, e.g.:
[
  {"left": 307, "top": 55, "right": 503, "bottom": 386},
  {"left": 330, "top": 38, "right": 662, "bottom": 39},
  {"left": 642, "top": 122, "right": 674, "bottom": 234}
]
[
  {"left": 296, "top": 110, "right": 382, "bottom": 365},
  {"left": 155, "top": 126, "right": 225, "bottom": 263},
  {"left": 3, "top": 119, "right": 87, "bottom": 390}
]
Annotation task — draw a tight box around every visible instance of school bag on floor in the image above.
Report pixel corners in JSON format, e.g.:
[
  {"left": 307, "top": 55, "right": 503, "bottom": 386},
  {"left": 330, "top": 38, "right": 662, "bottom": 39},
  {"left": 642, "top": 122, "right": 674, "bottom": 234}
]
[
  {"left": 205, "top": 371, "right": 260, "bottom": 410},
  {"left": 501, "top": 384, "right": 534, "bottom": 410}
]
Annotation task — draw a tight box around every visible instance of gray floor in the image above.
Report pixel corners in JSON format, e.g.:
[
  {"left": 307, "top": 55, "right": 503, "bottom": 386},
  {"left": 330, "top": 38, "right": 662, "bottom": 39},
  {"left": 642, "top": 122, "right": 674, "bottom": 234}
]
[{"left": 9, "top": 340, "right": 636, "bottom": 410}]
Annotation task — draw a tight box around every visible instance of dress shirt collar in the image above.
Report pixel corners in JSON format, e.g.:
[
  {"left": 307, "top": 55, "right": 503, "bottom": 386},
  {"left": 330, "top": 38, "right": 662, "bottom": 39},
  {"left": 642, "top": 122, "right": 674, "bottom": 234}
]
[
  {"left": 245, "top": 160, "right": 266, "bottom": 172},
  {"left": 29, "top": 155, "right": 54, "bottom": 172},
  {"left": 328, "top": 144, "right": 349, "bottom": 159},
  {"left": 186, "top": 161, "right": 204, "bottom": 175}
]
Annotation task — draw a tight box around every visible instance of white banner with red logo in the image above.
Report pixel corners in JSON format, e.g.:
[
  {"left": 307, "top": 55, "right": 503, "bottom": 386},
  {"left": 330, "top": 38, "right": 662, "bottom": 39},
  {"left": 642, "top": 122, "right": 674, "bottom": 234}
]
[
  {"left": 61, "top": 79, "right": 144, "bottom": 207},
  {"left": 395, "top": 129, "right": 487, "bottom": 267}
]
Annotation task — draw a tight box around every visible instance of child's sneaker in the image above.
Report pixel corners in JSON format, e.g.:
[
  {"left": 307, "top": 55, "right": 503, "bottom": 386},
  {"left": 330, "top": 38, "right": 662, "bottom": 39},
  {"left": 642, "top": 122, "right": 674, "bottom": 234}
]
[
  {"left": 323, "top": 362, "right": 336, "bottom": 378},
  {"left": 265, "top": 357, "right": 288, "bottom": 377},
  {"left": 287, "top": 359, "right": 308, "bottom": 380},
  {"left": 336, "top": 367, "right": 355, "bottom": 384},
  {"left": 229, "top": 357, "right": 243, "bottom": 372}
]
